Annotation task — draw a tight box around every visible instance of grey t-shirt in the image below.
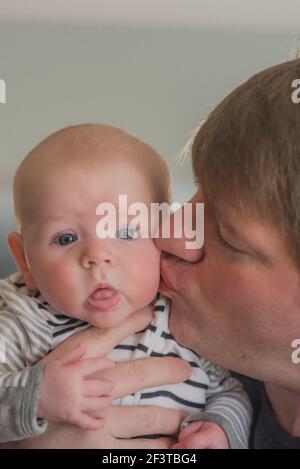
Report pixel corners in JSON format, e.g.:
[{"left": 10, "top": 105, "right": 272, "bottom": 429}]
[
  {"left": 254, "top": 385, "right": 300, "bottom": 449},
  {"left": 236, "top": 374, "right": 300, "bottom": 449}
]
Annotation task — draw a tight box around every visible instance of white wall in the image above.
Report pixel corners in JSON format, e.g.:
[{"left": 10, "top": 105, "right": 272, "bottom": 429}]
[{"left": 1, "top": 0, "right": 300, "bottom": 31}]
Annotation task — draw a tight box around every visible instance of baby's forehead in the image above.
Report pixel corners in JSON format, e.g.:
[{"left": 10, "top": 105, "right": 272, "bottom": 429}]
[
  {"left": 27, "top": 132, "right": 155, "bottom": 178},
  {"left": 14, "top": 125, "right": 169, "bottom": 228},
  {"left": 22, "top": 161, "right": 155, "bottom": 222}
]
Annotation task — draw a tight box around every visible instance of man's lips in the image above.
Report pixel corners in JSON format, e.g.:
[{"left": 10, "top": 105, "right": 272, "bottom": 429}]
[
  {"left": 87, "top": 285, "right": 120, "bottom": 312},
  {"left": 159, "top": 254, "right": 188, "bottom": 293},
  {"left": 159, "top": 258, "right": 177, "bottom": 292},
  {"left": 159, "top": 275, "right": 170, "bottom": 292}
]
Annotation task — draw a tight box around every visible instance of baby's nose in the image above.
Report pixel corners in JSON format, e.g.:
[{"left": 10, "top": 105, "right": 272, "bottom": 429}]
[{"left": 81, "top": 242, "right": 115, "bottom": 268}]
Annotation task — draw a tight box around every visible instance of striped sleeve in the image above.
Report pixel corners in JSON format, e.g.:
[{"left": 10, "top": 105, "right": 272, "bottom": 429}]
[
  {"left": 0, "top": 309, "right": 48, "bottom": 442},
  {"left": 181, "top": 363, "right": 252, "bottom": 449},
  {"left": 0, "top": 364, "right": 47, "bottom": 442}
]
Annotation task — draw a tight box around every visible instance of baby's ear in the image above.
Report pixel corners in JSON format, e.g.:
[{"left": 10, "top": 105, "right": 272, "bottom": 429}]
[{"left": 7, "top": 232, "right": 38, "bottom": 291}]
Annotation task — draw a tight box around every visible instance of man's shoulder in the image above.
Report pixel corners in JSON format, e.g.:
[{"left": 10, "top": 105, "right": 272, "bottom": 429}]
[{"left": 253, "top": 383, "right": 300, "bottom": 449}]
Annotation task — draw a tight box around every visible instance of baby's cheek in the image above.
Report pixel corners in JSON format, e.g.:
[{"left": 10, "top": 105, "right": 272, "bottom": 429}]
[
  {"left": 36, "top": 263, "right": 78, "bottom": 313},
  {"left": 131, "top": 248, "right": 160, "bottom": 303},
  {"left": 43, "top": 281, "right": 72, "bottom": 313}
]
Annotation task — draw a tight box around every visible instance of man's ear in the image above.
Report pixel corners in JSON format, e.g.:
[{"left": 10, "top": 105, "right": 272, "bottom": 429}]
[{"left": 7, "top": 232, "right": 38, "bottom": 291}]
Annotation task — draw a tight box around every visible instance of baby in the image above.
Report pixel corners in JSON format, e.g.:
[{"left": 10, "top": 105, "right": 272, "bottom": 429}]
[{"left": 0, "top": 124, "right": 251, "bottom": 448}]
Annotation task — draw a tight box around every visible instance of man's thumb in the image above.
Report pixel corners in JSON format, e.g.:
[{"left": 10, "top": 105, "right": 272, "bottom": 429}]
[{"left": 61, "top": 341, "right": 86, "bottom": 365}]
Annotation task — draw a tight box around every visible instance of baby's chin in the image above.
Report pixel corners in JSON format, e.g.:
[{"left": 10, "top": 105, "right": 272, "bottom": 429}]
[
  {"left": 53, "top": 299, "right": 138, "bottom": 329},
  {"left": 85, "top": 308, "right": 134, "bottom": 329}
]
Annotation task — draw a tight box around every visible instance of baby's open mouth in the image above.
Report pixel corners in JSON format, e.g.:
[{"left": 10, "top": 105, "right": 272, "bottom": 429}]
[{"left": 87, "top": 285, "right": 120, "bottom": 312}]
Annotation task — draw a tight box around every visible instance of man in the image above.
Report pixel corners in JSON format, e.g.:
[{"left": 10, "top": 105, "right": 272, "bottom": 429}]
[{"left": 158, "top": 58, "right": 300, "bottom": 448}]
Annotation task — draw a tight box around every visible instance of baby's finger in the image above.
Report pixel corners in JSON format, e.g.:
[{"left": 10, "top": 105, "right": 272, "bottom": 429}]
[
  {"left": 79, "top": 357, "right": 115, "bottom": 376},
  {"left": 172, "top": 432, "right": 209, "bottom": 449},
  {"left": 178, "top": 421, "right": 204, "bottom": 441},
  {"left": 83, "top": 396, "right": 113, "bottom": 413},
  {"left": 83, "top": 379, "right": 113, "bottom": 397}
]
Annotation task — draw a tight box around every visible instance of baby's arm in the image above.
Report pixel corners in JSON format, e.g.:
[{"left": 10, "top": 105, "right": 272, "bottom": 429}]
[
  {"left": 38, "top": 306, "right": 154, "bottom": 425},
  {"left": 0, "top": 311, "right": 113, "bottom": 442},
  {"left": 0, "top": 304, "right": 153, "bottom": 442},
  {"left": 0, "top": 364, "right": 46, "bottom": 442},
  {"left": 0, "top": 309, "right": 47, "bottom": 442},
  {"left": 173, "top": 364, "right": 252, "bottom": 449}
]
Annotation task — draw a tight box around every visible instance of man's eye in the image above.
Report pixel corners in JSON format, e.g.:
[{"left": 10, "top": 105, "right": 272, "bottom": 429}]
[
  {"left": 216, "top": 229, "right": 245, "bottom": 254},
  {"left": 54, "top": 233, "right": 78, "bottom": 246},
  {"left": 117, "top": 228, "right": 139, "bottom": 240}
]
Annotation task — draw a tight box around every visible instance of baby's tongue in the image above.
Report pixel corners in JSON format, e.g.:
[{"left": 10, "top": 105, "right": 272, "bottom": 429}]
[{"left": 91, "top": 288, "right": 115, "bottom": 300}]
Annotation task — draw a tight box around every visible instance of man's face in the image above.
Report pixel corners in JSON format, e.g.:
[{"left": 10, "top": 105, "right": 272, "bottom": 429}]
[{"left": 157, "top": 189, "right": 300, "bottom": 390}]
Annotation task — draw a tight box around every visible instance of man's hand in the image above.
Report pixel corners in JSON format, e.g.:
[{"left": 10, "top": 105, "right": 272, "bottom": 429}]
[
  {"left": 172, "top": 420, "right": 230, "bottom": 449},
  {"left": 38, "top": 342, "right": 114, "bottom": 430},
  {"left": 40, "top": 306, "right": 154, "bottom": 363},
  {"left": 7, "top": 356, "right": 191, "bottom": 449},
  {"left": 2, "top": 406, "right": 187, "bottom": 449}
]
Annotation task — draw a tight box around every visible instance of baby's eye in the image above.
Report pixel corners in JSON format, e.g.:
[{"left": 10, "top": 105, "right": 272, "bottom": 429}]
[
  {"left": 54, "top": 233, "right": 78, "bottom": 246},
  {"left": 117, "top": 228, "right": 139, "bottom": 240}
]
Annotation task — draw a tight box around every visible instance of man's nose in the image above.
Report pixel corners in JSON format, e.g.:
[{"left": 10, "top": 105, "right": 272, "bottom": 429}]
[
  {"left": 156, "top": 226, "right": 204, "bottom": 262},
  {"left": 80, "top": 240, "right": 115, "bottom": 268},
  {"left": 155, "top": 192, "right": 205, "bottom": 263}
]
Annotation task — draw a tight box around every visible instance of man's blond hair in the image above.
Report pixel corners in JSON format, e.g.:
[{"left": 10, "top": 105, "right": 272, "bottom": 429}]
[{"left": 192, "top": 59, "right": 300, "bottom": 261}]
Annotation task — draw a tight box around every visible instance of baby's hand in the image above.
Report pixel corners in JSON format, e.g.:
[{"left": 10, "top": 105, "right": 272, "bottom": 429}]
[
  {"left": 172, "top": 420, "right": 230, "bottom": 449},
  {"left": 37, "top": 342, "right": 114, "bottom": 430}
]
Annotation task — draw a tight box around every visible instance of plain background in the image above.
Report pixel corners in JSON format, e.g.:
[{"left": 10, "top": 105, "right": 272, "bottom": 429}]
[{"left": 0, "top": 0, "right": 299, "bottom": 277}]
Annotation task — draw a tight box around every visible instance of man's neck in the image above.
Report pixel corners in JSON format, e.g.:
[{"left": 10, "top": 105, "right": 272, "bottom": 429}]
[{"left": 266, "top": 383, "right": 300, "bottom": 436}]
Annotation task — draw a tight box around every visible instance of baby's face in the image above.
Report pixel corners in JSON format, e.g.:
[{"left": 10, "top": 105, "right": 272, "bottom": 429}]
[{"left": 21, "top": 160, "right": 161, "bottom": 328}]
